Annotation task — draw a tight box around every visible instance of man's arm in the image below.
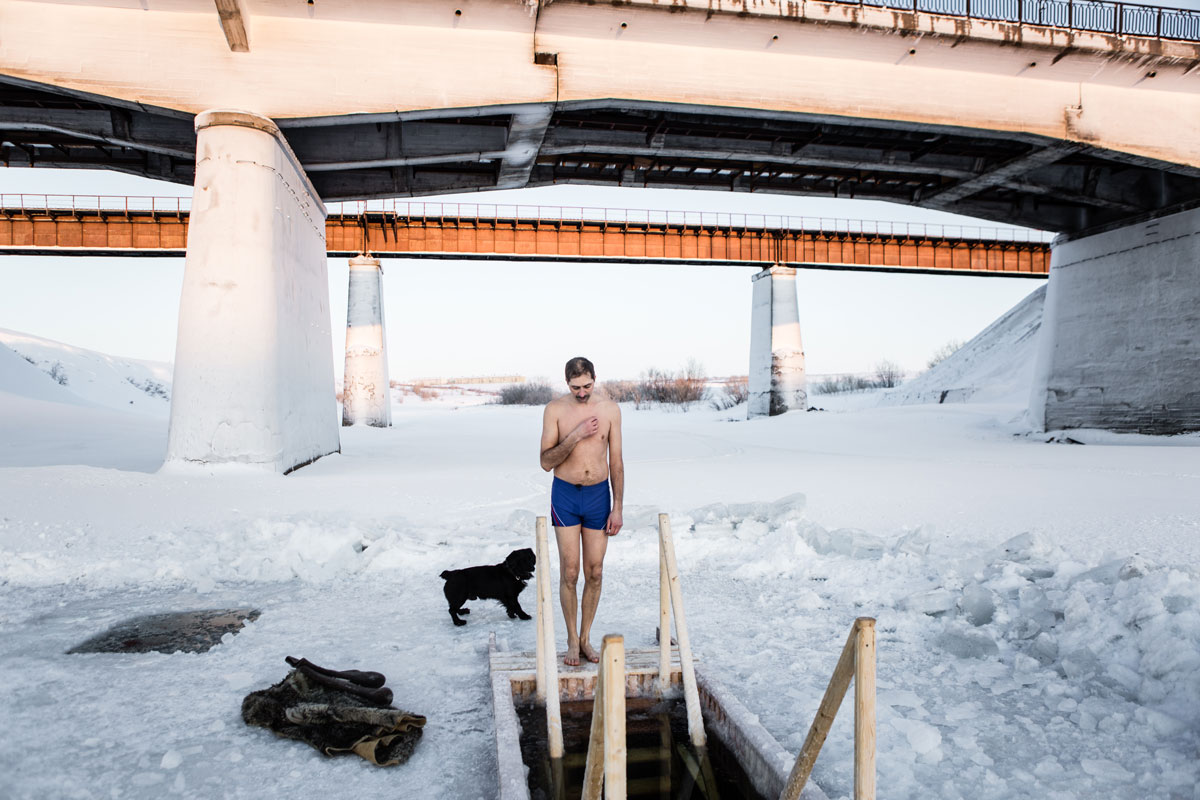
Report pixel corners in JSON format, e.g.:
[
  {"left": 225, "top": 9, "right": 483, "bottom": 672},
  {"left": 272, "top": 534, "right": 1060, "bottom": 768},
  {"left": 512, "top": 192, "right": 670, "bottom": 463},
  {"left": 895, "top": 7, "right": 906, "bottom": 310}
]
[
  {"left": 539, "top": 404, "right": 599, "bottom": 472},
  {"left": 605, "top": 404, "right": 624, "bottom": 536}
]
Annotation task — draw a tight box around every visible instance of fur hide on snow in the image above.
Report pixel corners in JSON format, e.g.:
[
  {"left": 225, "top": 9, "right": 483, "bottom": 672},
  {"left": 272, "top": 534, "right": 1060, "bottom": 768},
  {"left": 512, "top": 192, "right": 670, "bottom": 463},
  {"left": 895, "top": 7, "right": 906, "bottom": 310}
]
[{"left": 242, "top": 668, "right": 425, "bottom": 766}]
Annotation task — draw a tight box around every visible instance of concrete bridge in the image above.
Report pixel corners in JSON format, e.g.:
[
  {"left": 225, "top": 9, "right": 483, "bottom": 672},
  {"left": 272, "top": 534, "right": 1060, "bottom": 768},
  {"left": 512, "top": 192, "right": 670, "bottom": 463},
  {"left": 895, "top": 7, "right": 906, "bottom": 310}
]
[{"left": 2, "top": 0, "right": 1198, "bottom": 470}]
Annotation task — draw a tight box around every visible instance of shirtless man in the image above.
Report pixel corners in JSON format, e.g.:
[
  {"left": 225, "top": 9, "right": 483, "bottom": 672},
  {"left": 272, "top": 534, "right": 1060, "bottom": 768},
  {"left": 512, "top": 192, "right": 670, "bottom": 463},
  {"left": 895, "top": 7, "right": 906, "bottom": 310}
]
[{"left": 539, "top": 356, "right": 624, "bottom": 666}]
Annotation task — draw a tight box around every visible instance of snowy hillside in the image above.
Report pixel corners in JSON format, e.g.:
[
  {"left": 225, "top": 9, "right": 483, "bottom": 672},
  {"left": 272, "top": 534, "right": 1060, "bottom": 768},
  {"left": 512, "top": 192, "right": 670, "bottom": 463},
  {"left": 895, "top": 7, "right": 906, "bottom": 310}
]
[
  {"left": 0, "top": 333, "right": 172, "bottom": 470},
  {"left": 879, "top": 284, "right": 1046, "bottom": 407},
  {"left": 0, "top": 336, "right": 92, "bottom": 405},
  {"left": 0, "top": 327, "right": 172, "bottom": 416}
]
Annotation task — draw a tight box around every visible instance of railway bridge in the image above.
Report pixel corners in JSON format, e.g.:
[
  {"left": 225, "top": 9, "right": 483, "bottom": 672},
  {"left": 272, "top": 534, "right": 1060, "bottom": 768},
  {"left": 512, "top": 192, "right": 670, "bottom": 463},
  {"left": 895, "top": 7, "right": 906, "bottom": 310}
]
[{"left": 2, "top": 0, "right": 1198, "bottom": 469}]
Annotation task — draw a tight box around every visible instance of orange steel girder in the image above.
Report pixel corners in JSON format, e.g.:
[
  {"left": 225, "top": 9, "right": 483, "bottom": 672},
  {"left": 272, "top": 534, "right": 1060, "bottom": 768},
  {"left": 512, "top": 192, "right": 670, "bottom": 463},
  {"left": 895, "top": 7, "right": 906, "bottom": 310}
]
[{"left": 0, "top": 209, "right": 1049, "bottom": 275}]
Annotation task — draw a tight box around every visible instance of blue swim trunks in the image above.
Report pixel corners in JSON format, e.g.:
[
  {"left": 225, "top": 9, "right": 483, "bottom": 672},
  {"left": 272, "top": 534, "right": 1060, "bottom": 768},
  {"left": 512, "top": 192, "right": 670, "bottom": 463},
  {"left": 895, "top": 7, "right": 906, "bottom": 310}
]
[{"left": 550, "top": 477, "right": 612, "bottom": 530}]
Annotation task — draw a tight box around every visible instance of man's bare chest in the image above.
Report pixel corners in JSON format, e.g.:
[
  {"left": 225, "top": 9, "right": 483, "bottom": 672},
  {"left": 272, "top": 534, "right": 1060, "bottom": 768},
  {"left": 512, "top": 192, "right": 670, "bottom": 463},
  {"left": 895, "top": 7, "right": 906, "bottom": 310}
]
[{"left": 558, "top": 406, "right": 609, "bottom": 442}]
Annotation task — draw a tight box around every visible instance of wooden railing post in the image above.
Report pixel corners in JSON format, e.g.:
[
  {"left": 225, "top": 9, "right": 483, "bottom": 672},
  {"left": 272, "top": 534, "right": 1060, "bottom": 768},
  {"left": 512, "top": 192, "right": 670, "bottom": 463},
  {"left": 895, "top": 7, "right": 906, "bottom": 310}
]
[
  {"left": 658, "top": 513, "right": 706, "bottom": 748},
  {"left": 602, "top": 634, "right": 627, "bottom": 799},
  {"left": 779, "top": 617, "right": 878, "bottom": 800},
  {"left": 535, "top": 516, "right": 564, "bottom": 759},
  {"left": 536, "top": 518, "right": 547, "bottom": 704},
  {"left": 581, "top": 667, "right": 606, "bottom": 800},
  {"left": 854, "top": 619, "right": 877, "bottom": 800},
  {"left": 657, "top": 541, "right": 671, "bottom": 696}
]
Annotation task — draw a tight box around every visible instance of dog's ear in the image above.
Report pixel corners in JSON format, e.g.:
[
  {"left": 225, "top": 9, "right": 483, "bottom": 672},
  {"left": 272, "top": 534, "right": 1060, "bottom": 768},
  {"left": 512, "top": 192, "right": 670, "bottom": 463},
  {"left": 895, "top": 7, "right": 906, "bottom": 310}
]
[{"left": 506, "top": 548, "right": 536, "bottom": 579}]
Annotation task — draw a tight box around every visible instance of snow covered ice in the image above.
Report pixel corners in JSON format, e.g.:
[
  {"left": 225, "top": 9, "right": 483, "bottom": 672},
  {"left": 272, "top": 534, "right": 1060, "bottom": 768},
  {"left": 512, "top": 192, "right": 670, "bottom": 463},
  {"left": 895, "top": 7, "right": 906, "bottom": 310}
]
[{"left": 2, "top": 306, "right": 1200, "bottom": 800}]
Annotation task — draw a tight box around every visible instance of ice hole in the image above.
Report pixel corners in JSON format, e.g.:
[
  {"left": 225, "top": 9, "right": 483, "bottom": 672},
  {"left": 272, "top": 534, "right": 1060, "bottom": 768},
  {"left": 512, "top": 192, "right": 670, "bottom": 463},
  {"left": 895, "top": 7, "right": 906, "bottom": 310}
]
[{"left": 66, "top": 608, "right": 260, "bottom": 654}]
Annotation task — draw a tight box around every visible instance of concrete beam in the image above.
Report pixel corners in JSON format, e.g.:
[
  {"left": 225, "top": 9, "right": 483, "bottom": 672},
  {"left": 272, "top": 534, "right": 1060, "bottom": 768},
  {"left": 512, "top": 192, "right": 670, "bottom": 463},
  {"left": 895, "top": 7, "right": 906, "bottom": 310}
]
[
  {"left": 214, "top": 0, "right": 250, "bottom": 53},
  {"left": 539, "top": 141, "right": 978, "bottom": 180},
  {"left": 496, "top": 106, "right": 554, "bottom": 189},
  {"left": 542, "top": 126, "right": 982, "bottom": 179},
  {"left": 920, "top": 144, "right": 1084, "bottom": 206},
  {"left": 0, "top": 107, "right": 195, "bottom": 159}
]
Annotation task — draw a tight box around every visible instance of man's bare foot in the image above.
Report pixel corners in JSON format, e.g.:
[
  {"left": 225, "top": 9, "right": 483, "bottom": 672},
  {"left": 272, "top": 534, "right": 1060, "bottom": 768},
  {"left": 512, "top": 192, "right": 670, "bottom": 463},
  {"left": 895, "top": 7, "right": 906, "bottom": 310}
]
[
  {"left": 580, "top": 641, "right": 600, "bottom": 663},
  {"left": 564, "top": 641, "right": 581, "bottom": 667}
]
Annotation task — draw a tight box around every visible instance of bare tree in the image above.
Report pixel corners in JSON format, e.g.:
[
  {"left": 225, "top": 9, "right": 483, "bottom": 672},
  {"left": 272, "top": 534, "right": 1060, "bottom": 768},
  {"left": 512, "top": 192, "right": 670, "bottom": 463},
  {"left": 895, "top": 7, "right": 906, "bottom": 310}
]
[
  {"left": 927, "top": 339, "right": 964, "bottom": 370},
  {"left": 874, "top": 360, "right": 903, "bottom": 388}
]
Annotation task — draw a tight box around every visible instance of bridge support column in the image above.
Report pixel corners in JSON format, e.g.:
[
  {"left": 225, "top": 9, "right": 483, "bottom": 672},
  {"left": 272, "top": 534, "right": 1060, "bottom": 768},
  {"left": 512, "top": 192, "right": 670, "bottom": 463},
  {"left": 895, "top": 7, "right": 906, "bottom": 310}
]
[
  {"left": 342, "top": 254, "right": 391, "bottom": 427},
  {"left": 166, "top": 110, "right": 339, "bottom": 472},
  {"left": 1030, "top": 205, "right": 1200, "bottom": 434},
  {"left": 748, "top": 265, "right": 807, "bottom": 417}
]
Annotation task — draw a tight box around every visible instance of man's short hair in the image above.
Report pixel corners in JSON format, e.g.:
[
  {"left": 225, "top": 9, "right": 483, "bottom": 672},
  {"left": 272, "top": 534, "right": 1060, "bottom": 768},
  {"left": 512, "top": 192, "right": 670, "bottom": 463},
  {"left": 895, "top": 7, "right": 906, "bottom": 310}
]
[{"left": 565, "top": 356, "right": 596, "bottom": 382}]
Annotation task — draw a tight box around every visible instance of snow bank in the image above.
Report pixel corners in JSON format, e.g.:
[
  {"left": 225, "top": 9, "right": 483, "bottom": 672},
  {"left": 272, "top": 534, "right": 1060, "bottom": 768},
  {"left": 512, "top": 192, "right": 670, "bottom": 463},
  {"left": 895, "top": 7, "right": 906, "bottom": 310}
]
[
  {"left": 879, "top": 284, "right": 1045, "bottom": 407},
  {"left": 0, "top": 327, "right": 172, "bottom": 415},
  {"left": 0, "top": 339, "right": 168, "bottom": 470}
]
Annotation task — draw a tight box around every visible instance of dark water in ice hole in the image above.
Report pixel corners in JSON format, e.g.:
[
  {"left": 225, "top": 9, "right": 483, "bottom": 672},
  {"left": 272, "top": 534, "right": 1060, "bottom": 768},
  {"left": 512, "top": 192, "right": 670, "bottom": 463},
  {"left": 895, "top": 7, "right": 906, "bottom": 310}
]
[{"left": 517, "top": 696, "right": 768, "bottom": 800}]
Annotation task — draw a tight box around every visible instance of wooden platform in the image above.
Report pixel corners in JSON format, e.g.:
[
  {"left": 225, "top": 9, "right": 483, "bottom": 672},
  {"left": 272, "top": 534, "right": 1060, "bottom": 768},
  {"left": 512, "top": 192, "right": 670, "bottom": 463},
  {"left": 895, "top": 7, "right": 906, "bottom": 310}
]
[
  {"left": 488, "top": 635, "right": 829, "bottom": 800},
  {"left": 489, "top": 641, "right": 689, "bottom": 704}
]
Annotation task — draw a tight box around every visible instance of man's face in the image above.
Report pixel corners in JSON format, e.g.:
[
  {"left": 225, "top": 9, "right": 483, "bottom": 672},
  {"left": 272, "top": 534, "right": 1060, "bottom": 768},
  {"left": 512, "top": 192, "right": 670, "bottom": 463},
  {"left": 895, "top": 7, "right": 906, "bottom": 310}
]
[{"left": 568, "top": 376, "right": 594, "bottom": 403}]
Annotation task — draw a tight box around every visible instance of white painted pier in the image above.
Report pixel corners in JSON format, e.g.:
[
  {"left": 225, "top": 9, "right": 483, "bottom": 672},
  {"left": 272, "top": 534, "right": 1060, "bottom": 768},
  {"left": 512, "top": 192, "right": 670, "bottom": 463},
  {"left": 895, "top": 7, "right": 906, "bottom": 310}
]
[
  {"left": 342, "top": 254, "right": 391, "bottom": 428},
  {"left": 749, "top": 265, "right": 808, "bottom": 418},
  {"left": 166, "top": 110, "right": 339, "bottom": 473}
]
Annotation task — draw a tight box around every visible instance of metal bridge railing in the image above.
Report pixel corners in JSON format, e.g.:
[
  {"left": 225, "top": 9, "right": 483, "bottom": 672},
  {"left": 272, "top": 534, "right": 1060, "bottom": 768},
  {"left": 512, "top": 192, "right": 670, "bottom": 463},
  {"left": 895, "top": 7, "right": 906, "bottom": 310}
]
[
  {"left": 331, "top": 200, "right": 1055, "bottom": 243},
  {"left": 0, "top": 194, "right": 1055, "bottom": 244},
  {"left": 833, "top": 0, "right": 1200, "bottom": 42},
  {"left": 0, "top": 194, "right": 191, "bottom": 215}
]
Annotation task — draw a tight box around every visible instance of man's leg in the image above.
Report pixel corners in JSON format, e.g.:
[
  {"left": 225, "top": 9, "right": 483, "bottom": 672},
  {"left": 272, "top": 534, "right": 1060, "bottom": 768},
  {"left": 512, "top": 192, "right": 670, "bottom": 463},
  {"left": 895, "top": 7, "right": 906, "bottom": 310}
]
[
  {"left": 554, "top": 524, "right": 583, "bottom": 666},
  {"left": 576, "top": 528, "right": 609, "bottom": 664}
]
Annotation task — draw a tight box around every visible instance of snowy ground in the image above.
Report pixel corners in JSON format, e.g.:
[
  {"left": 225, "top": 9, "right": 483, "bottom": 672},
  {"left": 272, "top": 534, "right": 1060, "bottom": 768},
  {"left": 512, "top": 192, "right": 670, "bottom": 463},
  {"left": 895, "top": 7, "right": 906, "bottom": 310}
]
[{"left": 2, "top": 325, "right": 1199, "bottom": 800}]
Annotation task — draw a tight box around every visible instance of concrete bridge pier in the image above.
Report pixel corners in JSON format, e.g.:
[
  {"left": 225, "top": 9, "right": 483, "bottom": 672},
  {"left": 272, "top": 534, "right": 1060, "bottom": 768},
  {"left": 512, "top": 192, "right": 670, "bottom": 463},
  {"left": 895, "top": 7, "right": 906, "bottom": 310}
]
[
  {"left": 748, "top": 265, "right": 807, "bottom": 418},
  {"left": 342, "top": 254, "right": 391, "bottom": 427},
  {"left": 166, "top": 110, "right": 340, "bottom": 473},
  {"left": 1030, "top": 205, "right": 1200, "bottom": 434}
]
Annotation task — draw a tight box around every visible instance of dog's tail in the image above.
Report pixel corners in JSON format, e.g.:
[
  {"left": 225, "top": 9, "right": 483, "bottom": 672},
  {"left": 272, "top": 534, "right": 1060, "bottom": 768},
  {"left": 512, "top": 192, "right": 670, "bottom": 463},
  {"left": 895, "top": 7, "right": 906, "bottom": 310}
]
[{"left": 439, "top": 570, "right": 450, "bottom": 580}]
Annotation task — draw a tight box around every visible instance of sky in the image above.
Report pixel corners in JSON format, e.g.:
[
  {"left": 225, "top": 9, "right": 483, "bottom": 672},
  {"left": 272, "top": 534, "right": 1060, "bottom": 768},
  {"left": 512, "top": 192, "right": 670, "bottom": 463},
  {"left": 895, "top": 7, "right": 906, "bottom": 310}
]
[{"left": 0, "top": 167, "right": 1044, "bottom": 382}]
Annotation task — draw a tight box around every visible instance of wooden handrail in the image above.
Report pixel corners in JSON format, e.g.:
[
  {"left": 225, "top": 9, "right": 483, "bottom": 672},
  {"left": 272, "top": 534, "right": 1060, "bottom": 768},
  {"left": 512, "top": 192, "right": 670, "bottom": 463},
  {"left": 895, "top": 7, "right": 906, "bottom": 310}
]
[
  {"left": 658, "top": 513, "right": 706, "bottom": 748},
  {"left": 657, "top": 541, "right": 671, "bottom": 696},
  {"left": 534, "top": 516, "right": 564, "bottom": 759},
  {"left": 780, "top": 617, "right": 877, "bottom": 800},
  {"left": 582, "top": 635, "right": 627, "bottom": 800}
]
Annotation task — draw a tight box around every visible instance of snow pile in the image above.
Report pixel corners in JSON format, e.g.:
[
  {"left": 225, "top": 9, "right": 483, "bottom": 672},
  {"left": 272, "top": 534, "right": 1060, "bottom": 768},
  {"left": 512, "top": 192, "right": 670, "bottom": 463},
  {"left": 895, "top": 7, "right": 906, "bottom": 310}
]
[
  {"left": 662, "top": 498, "right": 1200, "bottom": 743},
  {"left": 879, "top": 284, "right": 1045, "bottom": 407},
  {"left": 656, "top": 501, "right": 1200, "bottom": 799},
  {"left": 0, "top": 327, "right": 172, "bottom": 415}
]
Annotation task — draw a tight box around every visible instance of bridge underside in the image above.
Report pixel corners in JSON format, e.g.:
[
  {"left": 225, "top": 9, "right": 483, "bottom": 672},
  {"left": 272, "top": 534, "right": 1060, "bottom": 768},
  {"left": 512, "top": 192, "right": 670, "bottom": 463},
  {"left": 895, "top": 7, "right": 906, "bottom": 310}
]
[{"left": 3, "top": 76, "right": 1199, "bottom": 236}]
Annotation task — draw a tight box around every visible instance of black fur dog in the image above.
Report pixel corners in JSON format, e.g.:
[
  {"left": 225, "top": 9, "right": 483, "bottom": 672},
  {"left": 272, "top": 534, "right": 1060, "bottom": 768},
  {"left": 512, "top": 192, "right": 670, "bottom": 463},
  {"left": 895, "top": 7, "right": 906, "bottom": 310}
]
[{"left": 439, "top": 548, "right": 536, "bottom": 626}]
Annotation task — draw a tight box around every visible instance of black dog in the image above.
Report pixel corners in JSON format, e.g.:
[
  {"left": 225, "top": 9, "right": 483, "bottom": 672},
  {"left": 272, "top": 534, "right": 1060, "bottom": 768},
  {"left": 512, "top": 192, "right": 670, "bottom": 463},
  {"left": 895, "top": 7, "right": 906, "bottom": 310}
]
[{"left": 439, "top": 548, "right": 536, "bottom": 626}]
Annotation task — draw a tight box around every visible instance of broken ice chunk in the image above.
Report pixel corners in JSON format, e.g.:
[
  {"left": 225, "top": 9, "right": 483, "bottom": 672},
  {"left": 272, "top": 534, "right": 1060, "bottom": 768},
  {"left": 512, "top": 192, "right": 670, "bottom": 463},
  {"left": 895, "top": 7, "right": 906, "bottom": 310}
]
[
  {"left": 900, "top": 588, "right": 957, "bottom": 616},
  {"left": 768, "top": 492, "right": 806, "bottom": 522},
  {"left": 892, "top": 525, "right": 932, "bottom": 557},
  {"left": 829, "top": 528, "right": 885, "bottom": 559},
  {"left": 935, "top": 626, "right": 999, "bottom": 659},
  {"left": 960, "top": 584, "right": 996, "bottom": 626}
]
